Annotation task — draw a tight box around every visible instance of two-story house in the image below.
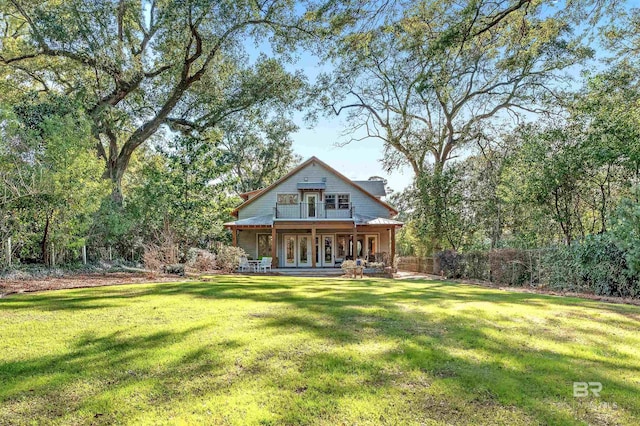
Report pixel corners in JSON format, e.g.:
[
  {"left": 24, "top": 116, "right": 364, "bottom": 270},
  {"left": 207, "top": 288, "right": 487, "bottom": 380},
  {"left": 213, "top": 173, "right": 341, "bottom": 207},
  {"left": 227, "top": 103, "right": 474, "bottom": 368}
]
[{"left": 224, "top": 157, "right": 403, "bottom": 269}]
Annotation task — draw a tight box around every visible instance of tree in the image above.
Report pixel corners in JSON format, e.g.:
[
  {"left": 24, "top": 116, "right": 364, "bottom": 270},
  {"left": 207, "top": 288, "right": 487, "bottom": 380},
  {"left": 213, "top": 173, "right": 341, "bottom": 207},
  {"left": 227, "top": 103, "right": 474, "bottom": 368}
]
[
  {"left": 0, "top": 0, "right": 310, "bottom": 203},
  {"left": 0, "top": 94, "right": 106, "bottom": 263},
  {"left": 219, "top": 112, "right": 301, "bottom": 195},
  {"left": 323, "top": 0, "right": 616, "bottom": 249}
]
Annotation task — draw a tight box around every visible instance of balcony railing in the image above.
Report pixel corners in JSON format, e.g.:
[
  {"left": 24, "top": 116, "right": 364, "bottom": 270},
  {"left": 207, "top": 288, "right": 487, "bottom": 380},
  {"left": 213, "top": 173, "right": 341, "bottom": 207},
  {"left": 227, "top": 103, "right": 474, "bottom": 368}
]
[{"left": 274, "top": 202, "right": 354, "bottom": 219}]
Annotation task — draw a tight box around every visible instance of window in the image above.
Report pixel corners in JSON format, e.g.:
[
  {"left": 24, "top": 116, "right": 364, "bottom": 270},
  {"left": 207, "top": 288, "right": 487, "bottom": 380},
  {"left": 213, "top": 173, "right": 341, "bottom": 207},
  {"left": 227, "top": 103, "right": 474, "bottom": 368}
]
[
  {"left": 277, "top": 193, "right": 298, "bottom": 205},
  {"left": 257, "top": 234, "right": 272, "bottom": 258},
  {"left": 325, "top": 194, "right": 336, "bottom": 209},
  {"left": 338, "top": 194, "right": 350, "bottom": 209}
]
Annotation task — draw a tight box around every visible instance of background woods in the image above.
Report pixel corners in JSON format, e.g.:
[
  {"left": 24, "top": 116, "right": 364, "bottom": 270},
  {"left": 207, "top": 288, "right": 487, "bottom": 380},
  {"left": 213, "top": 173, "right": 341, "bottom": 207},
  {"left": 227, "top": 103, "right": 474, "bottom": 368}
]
[{"left": 1, "top": 0, "right": 639, "bottom": 284}]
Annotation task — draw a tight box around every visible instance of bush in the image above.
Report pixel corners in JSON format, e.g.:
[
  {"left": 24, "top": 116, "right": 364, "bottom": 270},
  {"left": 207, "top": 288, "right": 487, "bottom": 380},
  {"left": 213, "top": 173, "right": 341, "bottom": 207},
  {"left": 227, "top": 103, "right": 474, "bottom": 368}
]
[
  {"left": 367, "top": 262, "right": 385, "bottom": 271},
  {"left": 143, "top": 244, "right": 165, "bottom": 272},
  {"left": 465, "top": 251, "right": 489, "bottom": 280},
  {"left": 215, "top": 245, "right": 247, "bottom": 273},
  {"left": 489, "top": 249, "right": 531, "bottom": 286},
  {"left": 186, "top": 248, "right": 216, "bottom": 272},
  {"left": 164, "top": 264, "right": 185, "bottom": 275},
  {"left": 436, "top": 250, "right": 465, "bottom": 278}
]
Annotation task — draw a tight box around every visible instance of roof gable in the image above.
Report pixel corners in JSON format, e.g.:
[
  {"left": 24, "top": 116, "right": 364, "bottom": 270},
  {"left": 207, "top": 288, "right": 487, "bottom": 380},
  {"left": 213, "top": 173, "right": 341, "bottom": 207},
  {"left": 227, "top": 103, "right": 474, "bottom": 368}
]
[{"left": 232, "top": 157, "right": 398, "bottom": 217}]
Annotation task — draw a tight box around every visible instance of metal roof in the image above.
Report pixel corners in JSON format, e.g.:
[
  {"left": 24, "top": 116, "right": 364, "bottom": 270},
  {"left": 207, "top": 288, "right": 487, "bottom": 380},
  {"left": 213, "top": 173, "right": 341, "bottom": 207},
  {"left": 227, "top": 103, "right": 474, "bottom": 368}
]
[
  {"left": 296, "top": 182, "right": 326, "bottom": 190},
  {"left": 353, "top": 180, "right": 386, "bottom": 197},
  {"left": 224, "top": 214, "right": 273, "bottom": 227},
  {"left": 354, "top": 214, "right": 403, "bottom": 226}
]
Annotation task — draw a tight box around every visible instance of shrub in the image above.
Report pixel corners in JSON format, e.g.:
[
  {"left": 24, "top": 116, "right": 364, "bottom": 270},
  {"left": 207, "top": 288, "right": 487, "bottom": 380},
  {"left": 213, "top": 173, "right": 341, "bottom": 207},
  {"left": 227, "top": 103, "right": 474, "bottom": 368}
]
[
  {"left": 465, "top": 251, "right": 489, "bottom": 280},
  {"left": 489, "top": 249, "right": 531, "bottom": 286},
  {"left": 164, "top": 264, "right": 185, "bottom": 275},
  {"left": 367, "top": 262, "right": 385, "bottom": 271},
  {"left": 215, "top": 245, "right": 247, "bottom": 273},
  {"left": 143, "top": 244, "right": 165, "bottom": 272},
  {"left": 436, "top": 250, "right": 465, "bottom": 278},
  {"left": 186, "top": 248, "right": 216, "bottom": 272}
]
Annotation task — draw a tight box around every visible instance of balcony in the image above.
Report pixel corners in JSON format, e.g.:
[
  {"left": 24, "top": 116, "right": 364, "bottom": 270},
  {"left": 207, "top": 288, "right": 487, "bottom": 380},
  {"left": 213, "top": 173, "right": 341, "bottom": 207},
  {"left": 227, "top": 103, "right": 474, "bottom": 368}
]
[{"left": 274, "top": 202, "right": 354, "bottom": 219}]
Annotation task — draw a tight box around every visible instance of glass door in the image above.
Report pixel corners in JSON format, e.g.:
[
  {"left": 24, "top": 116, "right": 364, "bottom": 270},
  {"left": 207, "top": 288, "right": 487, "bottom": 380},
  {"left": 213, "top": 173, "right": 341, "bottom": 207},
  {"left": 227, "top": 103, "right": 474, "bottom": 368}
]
[
  {"left": 297, "top": 235, "right": 312, "bottom": 267},
  {"left": 365, "top": 235, "right": 378, "bottom": 261},
  {"left": 304, "top": 193, "right": 318, "bottom": 218},
  {"left": 284, "top": 235, "right": 297, "bottom": 267},
  {"left": 321, "top": 235, "right": 334, "bottom": 267}
]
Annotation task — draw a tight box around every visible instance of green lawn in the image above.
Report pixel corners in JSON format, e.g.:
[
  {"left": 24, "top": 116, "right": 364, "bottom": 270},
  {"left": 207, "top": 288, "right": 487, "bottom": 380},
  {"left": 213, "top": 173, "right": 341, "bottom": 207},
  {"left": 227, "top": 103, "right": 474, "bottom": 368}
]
[{"left": 1, "top": 276, "right": 639, "bottom": 425}]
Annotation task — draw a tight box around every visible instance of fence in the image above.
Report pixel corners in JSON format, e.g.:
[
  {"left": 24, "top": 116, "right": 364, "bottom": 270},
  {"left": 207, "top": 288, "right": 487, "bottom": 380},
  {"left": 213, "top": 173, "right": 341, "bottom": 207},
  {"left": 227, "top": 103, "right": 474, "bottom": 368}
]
[
  {"left": 397, "top": 249, "right": 550, "bottom": 286},
  {"left": 397, "top": 256, "right": 436, "bottom": 274}
]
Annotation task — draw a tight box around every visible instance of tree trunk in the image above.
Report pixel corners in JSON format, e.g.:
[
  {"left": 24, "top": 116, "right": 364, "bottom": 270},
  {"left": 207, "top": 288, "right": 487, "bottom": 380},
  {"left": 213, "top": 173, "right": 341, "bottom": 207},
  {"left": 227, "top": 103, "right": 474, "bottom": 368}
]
[{"left": 41, "top": 211, "right": 52, "bottom": 265}]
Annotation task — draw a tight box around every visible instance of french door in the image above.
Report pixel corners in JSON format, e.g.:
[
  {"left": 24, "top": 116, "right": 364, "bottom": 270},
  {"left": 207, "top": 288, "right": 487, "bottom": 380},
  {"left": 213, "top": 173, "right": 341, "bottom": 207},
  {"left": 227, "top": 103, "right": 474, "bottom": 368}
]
[
  {"left": 297, "top": 235, "right": 312, "bottom": 267},
  {"left": 283, "top": 234, "right": 312, "bottom": 267},
  {"left": 315, "top": 234, "right": 334, "bottom": 267},
  {"left": 284, "top": 235, "right": 297, "bottom": 267}
]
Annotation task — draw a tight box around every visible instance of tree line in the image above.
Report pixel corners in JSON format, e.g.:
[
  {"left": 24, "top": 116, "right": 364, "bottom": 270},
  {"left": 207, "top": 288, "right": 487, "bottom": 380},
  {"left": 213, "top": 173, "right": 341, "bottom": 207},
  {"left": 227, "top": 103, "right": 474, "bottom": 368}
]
[{"left": 1, "top": 0, "right": 638, "bottom": 269}]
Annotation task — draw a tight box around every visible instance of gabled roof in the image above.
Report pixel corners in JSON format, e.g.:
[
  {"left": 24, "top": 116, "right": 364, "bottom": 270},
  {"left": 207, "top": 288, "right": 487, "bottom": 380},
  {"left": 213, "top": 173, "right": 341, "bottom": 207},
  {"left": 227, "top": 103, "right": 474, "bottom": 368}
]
[
  {"left": 231, "top": 156, "right": 398, "bottom": 217},
  {"left": 239, "top": 188, "right": 264, "bottom": 201}
]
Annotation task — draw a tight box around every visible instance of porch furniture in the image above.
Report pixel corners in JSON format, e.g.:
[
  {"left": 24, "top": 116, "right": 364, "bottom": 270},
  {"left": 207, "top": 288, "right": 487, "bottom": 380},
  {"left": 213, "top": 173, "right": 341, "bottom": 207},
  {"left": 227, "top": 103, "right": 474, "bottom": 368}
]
[
  {"left": 247, "top": 259, "right": 261, "bottom": 271},
  {"left": 257, "top": 257, "right": 272, "bottom": 272},
  {"left": 239, "top": 257, "right": 253, "bottom": 272}
]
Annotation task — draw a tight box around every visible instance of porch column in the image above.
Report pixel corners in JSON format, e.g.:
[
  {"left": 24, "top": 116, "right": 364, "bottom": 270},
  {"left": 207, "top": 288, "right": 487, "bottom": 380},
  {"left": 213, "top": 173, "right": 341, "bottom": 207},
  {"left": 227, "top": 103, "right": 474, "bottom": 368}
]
[
  {"left": 271, "top": 226, "right": 277, "bottom": 268},
  {"left": 311, "top": 227, "right": 317, "bottom": 268},
  {"left": 390, "top": 227, "right": 396, "bottom": 268},
  {"left": 352, "top": 225, "right": 357, "bottom": 259},
  {"left": 232, "top": 226, "right": 237, "bottom": 247}
]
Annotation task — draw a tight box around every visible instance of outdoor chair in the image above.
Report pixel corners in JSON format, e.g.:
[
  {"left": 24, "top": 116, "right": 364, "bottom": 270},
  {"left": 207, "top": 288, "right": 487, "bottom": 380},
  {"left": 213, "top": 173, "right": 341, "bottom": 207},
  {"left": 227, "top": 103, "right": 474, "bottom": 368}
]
[
  {"left": 257, "top": 257, "right": 272, "bottom": 272},
  {"left": 239, "top": 257, "right": 252, "bottom": 272}
]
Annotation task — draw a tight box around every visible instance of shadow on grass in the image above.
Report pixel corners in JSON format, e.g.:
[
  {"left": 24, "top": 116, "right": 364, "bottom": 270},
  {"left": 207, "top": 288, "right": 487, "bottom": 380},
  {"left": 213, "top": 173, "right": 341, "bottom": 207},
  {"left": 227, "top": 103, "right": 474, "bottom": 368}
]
[{"left": 1, "top": 276, "right": 639, "bottom": 424}]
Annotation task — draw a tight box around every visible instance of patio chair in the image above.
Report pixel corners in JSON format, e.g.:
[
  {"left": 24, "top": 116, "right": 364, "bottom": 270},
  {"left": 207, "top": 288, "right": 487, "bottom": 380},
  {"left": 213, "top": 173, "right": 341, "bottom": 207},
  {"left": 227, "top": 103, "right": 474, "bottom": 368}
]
[
  {"left": 238, "top": 257, "right": 252, "bottom": 272},
  {"left": 257, "top": 257, "right": 272, "bottom": 272}
]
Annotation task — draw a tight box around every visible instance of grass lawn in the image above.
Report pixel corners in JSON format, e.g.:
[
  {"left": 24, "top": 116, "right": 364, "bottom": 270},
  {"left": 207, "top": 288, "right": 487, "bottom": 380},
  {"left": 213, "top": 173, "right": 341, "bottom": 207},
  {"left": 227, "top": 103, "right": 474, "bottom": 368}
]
[{"left": 1, "top": 276, "right": 639, "bottom": 425}]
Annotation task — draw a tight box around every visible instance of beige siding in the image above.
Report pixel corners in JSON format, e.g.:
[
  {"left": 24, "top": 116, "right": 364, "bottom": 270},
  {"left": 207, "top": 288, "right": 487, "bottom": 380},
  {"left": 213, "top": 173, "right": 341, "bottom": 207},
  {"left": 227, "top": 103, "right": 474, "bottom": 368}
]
[{"left": 238, "top": 161, "right": 392, "bottom": 219}]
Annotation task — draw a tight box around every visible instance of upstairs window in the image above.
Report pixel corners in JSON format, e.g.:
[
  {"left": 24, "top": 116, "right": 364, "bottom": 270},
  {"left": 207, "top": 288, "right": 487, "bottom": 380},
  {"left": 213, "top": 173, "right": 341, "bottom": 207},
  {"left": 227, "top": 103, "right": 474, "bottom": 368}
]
[
  {"left": 325, "top": 194, "right": 336, "bottom": 209},
  {"left": 338, "top": 194, "right": 350, "bottom": 209},
  {"left": 277, "top": 193, "right": 298, "bottom": 205}
]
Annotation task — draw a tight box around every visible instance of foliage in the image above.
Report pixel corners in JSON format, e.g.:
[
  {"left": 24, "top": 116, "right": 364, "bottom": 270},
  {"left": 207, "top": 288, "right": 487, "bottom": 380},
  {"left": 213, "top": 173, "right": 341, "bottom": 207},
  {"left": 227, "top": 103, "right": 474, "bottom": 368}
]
[
  {"left": 0, "top": 0, "right": 313, "bottom": 201},
  {"left": 0, "top": 95, "right": 107, "bottom": 263},
  {"left": 186, "top": 248, "right": 217, "bottom": 272},
  {"left": 214, "top": 245, "right": 247, "bottom": 273},
  {"left": 542, "top": 236, "right": 639, "bottom": 297},
  {"left": 436, "top": 250, "right": 466, "bottom": 279}
]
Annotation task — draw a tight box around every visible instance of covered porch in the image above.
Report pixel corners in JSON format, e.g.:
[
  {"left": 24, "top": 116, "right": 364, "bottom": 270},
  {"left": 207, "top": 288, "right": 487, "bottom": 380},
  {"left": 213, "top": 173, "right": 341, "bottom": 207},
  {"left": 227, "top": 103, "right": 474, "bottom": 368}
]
[{"left": 224, "top": 216, "right": 401, "bottom": 269}]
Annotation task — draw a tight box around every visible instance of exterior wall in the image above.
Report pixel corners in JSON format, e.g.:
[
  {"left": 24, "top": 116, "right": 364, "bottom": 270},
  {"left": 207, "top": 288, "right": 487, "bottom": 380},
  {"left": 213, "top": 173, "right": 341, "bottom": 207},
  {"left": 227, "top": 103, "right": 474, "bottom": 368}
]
[{"left": 238, "top": 161, "right": 392, "bottom": 220}]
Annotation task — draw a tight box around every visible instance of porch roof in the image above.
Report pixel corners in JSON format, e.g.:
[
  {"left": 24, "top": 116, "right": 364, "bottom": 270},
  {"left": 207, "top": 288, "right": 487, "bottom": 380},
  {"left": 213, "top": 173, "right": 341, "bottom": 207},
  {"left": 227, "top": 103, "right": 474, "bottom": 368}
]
[
  {"left": 224, "top": 214, "right": 273, "bottom": 228},
  {"left": 354, "top": 213, "right": 403, "bottom": 226},
  {"left": 224, "top": 213, "right": 403, "bottom": 229}
]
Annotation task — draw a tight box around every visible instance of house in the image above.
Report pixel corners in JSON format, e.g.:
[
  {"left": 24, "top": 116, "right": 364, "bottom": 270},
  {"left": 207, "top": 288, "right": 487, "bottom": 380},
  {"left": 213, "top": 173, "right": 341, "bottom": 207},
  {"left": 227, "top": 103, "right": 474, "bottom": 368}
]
[{"left": 223, "top": 157, "right": 403, "bottom": 268}]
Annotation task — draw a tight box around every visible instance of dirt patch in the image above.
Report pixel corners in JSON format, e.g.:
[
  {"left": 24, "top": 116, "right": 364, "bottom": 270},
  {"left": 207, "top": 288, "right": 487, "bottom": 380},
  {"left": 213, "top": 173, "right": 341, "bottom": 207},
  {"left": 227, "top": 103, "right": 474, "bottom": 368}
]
[
  {"left": 0, "top": 272, "right": 189, "bottom": 297},
  {"left": 395, "top": 271, "right": 640, "bottom": 307}
]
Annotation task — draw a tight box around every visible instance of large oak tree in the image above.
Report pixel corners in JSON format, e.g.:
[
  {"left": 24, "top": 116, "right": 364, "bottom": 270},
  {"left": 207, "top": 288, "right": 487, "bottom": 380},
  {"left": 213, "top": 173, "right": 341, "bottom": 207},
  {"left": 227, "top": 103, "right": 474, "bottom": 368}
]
[{"left": 0, "top": 0, "right": 315, "bottom": 203}]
